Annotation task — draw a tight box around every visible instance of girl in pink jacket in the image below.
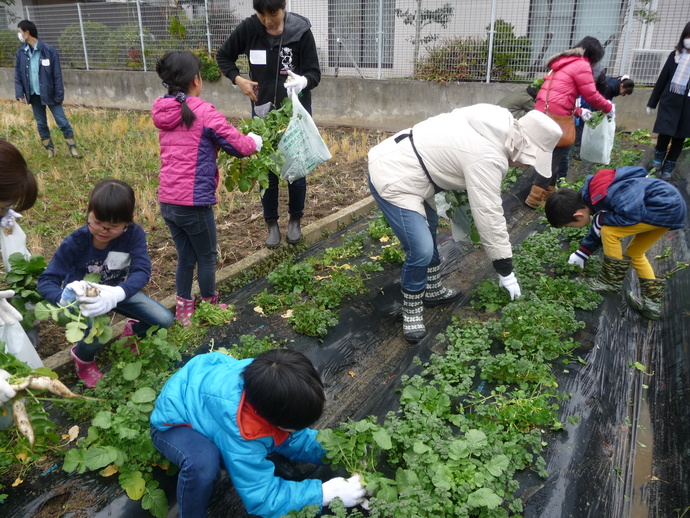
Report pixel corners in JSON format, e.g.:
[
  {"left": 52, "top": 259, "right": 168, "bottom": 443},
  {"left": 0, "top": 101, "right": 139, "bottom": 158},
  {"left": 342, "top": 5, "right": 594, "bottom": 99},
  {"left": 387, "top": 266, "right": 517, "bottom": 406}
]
[
  {"left": 525, "top": 36, "right": 614, "bottom": 209},
  {"left": 153, "top": 50, "right": 262, "bottom": 325}
]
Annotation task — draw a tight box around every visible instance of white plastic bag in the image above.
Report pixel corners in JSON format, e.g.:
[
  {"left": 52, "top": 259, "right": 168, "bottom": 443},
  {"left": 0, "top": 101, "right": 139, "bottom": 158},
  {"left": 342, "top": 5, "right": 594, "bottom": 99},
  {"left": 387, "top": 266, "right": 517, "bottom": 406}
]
[
  {"left": 0, "top": 221, "right": 30, "bottom": 272},
  {"left": 435, "top": 192, "right": 473, "bottom": 242},
  {"left": 580, "top": 116, "right": 615, "bottom": 165},
  {"left": 278, "top": 90, "right": 332, "bottom": 182},
  {"left": 0, "top": 321, "right": 43, "bottom": 368}
]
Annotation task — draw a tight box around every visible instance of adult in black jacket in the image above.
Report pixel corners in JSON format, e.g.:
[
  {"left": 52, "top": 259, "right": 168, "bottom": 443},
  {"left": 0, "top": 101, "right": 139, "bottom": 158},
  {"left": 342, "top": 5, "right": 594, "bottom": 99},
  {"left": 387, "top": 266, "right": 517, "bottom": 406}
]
[
  {"left": 14, "top": 20, "right": 82, "bottom": 159},
  {"left": 217, "top": 0, "right": 321, "bottom": 248},
  {"left": 646, "top": 21, "right": 690, "bottom": 179}
]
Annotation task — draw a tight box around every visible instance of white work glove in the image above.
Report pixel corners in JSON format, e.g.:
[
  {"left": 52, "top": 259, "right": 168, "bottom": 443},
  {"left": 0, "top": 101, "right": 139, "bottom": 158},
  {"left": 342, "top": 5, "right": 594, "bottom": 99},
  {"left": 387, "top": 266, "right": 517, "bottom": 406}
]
[
  {"left": 322, "top": 474, "right": 366, "bottom": 508},
  {"left": 285, "top": 70, "right": 307, "bottom": 96},
  {"left": 498, "top": 273, "right": 521, "bottom": 300},
  {"left": 568, "top": 251, "right": 588, "bottom": 269},
  {"left": 580, "top": 108, "right": 593, "bottom": 122},
  {"left": 606, "top": 103, "right": 616, "bottom": 120},
  {"left": 0, "top": 290, "right": 22, "bottom": 326},
  {"left": 77, "top": 284, "right": 126, "bottom": 317},
  {"left": 646, "top": 106, "right": 656, "bottom": 116},
  {"left": 0, "top": 209, "right": 22, "bottom": 228},
  {"left": 0, "top": 369, "right": 17, "bottom": 404},
  {"left": 247, "top": 131, "right": 263, "bottom": 152},
  {"left": 59, "top": 280, "right": 89, "bottom": 306}
]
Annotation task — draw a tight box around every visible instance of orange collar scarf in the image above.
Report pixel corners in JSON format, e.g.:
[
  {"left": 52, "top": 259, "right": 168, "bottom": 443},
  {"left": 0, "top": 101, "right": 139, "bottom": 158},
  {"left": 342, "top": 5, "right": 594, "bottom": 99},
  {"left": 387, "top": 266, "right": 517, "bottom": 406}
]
[{"left": 237, "top": 390, "right": 289, "bottom": 446}]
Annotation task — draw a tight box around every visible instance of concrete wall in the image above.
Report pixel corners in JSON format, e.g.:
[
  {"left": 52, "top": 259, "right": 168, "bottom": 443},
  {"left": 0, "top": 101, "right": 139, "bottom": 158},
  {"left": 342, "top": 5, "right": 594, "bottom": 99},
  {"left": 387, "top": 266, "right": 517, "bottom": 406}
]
[{"left": 0, "top": 68, "right": 654, "bottom": 133}]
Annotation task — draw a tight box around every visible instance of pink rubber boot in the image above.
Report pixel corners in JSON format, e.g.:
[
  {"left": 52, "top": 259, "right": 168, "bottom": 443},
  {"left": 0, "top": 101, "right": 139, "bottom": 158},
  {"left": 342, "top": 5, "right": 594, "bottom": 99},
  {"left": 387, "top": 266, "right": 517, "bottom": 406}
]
[
  {"left": 201, "top": 292, "right": 228, "bottom": 309},
  {"left": 175, "top": 296, "right": 195, "bottom": 326},
  {"left": 70, "top": 347, "right": 103, "bottom": 388},
  {"left": 120, "top": 319, "right": 139, "bottom": 354}
]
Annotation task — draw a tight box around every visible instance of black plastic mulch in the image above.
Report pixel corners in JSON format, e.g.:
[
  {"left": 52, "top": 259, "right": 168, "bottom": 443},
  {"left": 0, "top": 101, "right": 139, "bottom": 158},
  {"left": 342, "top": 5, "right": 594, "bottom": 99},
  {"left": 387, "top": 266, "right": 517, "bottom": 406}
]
[{"left": 4, "top": 151, "right": 689, "bottom": 518}]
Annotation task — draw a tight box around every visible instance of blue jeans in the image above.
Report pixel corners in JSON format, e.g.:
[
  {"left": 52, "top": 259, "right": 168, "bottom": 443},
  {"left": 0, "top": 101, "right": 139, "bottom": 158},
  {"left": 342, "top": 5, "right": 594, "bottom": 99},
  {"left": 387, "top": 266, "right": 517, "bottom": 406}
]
[
  {"left": 261, "top": 173, "right": 306, "bottom": 221},
  {"left": 75, "top": 291, "right": 174, "bottom": 361},
  {"left": 150, "top": 424, "right": 222, "bottom": 518},
  {"left": 160, "top": 203, "right": 217, "bottom": 299},
  {"left": 29, "top": 94, "right": 74, "bottom": 140},
  {"left": 369, "top": 178, "right": 439, "bottom": 292}
]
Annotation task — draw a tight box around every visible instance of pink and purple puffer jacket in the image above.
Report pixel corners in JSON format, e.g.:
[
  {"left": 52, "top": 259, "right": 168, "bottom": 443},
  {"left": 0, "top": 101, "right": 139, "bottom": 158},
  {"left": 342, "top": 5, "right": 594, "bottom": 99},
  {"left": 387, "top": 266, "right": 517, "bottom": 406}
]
[
  {"left": 153, "top": 95, "right": 257, "bottom": 206},
  {"left": 535, "top": 49, "right": 613, "bottom": 117}
]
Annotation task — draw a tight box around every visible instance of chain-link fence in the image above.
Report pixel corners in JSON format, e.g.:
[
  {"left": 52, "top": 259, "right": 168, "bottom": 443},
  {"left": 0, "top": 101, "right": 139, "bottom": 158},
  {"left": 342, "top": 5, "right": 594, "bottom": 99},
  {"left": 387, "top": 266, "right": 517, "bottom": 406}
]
[{"left": 1, "top": 0, "right": 688, "bottom": 85}]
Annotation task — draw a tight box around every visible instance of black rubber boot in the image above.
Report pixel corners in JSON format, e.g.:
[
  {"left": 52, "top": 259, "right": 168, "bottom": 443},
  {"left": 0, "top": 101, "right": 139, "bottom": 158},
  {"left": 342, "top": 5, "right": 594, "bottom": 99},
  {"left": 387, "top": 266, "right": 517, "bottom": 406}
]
[
  {"left": 402, "top": 288, "right": 426, "bottom": 343},
  {"left": 286, "top": 215, "right": 302, "bottom": 244},
  {"left": 42, "top": 138, "right": 55, "bottom": 159},
  {"left": 423, "top": 263, "right": 461, "bottom": 306},
  {"left": 265, "top": 220, "right": 281, "bottom": 249},
  {"left": 660, "top": 160, "right": 676, "bottom": 180}
]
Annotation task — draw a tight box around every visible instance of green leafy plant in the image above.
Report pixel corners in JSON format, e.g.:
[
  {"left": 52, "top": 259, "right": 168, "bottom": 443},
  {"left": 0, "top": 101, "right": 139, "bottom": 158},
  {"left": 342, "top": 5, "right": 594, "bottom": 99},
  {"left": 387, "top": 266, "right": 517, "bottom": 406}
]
[
  {"left": 190, "top": 300, "right": 236, "bottom": 326},
  {"left": 34, "top": 299, "right": 113, "bottom": 346},
  {"left": 213, "top": 334, "right": 283, "bottom": 360},
  {"left": 194, "top": 49, "right": 221, "bottom": 82},
  {"left": 220, "top": 97, "right": 292, "bottom": 193},
  {"left": 5, "top": 252, "right": 48, "bottom": 330}
]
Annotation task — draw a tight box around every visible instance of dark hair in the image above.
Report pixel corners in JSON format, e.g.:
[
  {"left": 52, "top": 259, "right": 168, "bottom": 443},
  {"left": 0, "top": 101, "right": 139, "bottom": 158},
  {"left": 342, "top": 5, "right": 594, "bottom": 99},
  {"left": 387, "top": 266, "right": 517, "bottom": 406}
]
[
  {"left": 155, "top": 51, "right": 200, "bottom": 129},
  {"left": 87, "top": 179, "right": 135, "bottom": 224},
  {"left": 575, "top": 36, "right": 605, "bottom": 65},
  {"left": 594, "top": 70, "right": 608, "bottom": 95},
  {"left": 243, "top": 349, "right": 325, "bottom": 430},
  {"left": 0, "top": 139, "right": 38, "bottom": 212},
  {"left": 544, "top": 188, "right": 586, "bottom": 227},
  {"left": 253, "top": 0, "right": 286, "bottom": 15},
  {"left": 675, "top": 21, "right": 690, "bottom": 53},
  {"left": 17, "top": 20, "right": 38, "bottom": 38},
  {"left": 619, "top": 77, "right": 635, "bottom": 95}
]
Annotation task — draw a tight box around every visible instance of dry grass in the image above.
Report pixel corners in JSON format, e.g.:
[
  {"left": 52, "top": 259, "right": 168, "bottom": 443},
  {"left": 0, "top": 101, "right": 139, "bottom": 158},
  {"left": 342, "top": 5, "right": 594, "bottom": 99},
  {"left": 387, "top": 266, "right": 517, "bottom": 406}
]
[{"left": 0, "top": 99, "right": 392, "bottom": 299}]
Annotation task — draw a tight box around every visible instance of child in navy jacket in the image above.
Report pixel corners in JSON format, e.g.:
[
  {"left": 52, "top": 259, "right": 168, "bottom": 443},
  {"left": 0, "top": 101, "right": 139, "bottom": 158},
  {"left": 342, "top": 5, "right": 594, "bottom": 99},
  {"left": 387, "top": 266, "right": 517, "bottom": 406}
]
[
  {"left": 38, "top": 179, "right": 173, "bottom": 387},
  {"left": 545, "top": 166, "right": 686, "bottom": 319}
]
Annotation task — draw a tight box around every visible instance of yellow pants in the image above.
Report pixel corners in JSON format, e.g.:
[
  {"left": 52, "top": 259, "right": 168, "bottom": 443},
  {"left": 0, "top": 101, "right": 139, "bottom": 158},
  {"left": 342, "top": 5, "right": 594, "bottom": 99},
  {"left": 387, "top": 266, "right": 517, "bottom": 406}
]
[{"left": 601, "top": 222, "right": 669, "bottom": 279}]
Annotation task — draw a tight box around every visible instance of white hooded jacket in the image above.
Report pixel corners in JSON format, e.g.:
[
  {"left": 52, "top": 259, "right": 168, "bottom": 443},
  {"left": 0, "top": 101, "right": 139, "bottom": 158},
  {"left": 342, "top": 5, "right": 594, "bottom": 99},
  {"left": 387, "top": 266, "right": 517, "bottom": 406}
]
[{"left": 368, "top": 104, "right": 514, "bottom": 262}]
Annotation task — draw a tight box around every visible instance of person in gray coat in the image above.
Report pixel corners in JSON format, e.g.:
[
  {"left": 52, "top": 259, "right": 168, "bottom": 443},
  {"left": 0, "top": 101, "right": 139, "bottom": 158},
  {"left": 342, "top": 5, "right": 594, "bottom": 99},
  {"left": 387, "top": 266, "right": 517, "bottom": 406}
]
[
  {"left": 368, "top": 105, "right": 562, "bottom": 343},
  {"left": 646, "top": 21, "right": 690, "bottom": 179}
]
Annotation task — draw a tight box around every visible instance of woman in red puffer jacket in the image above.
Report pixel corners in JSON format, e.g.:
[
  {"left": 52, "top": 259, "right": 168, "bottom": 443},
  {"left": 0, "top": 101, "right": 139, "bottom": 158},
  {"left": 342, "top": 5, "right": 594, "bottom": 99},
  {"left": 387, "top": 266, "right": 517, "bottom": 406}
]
[{"left": 525, "top": 36, "right": 614, "bottom": 208}]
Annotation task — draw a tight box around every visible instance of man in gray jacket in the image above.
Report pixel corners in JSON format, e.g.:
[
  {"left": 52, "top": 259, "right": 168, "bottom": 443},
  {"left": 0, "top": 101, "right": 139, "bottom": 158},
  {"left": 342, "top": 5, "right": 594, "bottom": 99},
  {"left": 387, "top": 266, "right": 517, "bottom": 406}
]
[
  {"left": 15, "top": 19, "right": 82, "bottom": 159},
  {"left": 368, "top": 104, "right": 562, "bottom": 342}
]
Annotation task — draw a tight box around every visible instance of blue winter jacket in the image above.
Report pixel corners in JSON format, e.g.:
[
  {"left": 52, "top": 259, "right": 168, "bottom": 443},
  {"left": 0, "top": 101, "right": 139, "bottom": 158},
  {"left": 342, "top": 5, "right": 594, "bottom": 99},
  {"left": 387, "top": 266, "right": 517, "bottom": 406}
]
[
  {"left": 150, "top": 352, "right": 326, "bottom": 518},
  {"left": 15, "top": 39, "right": 65, "bottom": 105},
  {"left": 578, "top": 166, "right": 687, "bottom": 255}
]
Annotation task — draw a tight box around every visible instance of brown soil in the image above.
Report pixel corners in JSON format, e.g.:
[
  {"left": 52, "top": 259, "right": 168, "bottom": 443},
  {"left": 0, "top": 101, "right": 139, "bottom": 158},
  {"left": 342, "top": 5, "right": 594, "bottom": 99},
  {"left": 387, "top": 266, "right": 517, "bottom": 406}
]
[{"left": 34, "top": 126, "right": 394, "bottom": 359}]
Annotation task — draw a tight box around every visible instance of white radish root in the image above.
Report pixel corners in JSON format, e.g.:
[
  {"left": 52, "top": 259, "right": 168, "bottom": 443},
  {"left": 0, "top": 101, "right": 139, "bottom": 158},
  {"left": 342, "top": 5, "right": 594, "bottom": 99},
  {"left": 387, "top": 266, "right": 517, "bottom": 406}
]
[
  {"left": 12, "top": 398, "right": 34, "bottom": 448},
  {"left": 11, "top": 375, "right": 100, "bottom": 400}
]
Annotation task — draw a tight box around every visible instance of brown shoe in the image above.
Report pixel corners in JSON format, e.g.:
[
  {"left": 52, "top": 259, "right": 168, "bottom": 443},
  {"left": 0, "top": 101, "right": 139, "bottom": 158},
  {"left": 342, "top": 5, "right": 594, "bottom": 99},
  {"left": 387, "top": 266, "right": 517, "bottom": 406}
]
[{"left": 525, "top": 185, "right": 547, "bottom": 209}]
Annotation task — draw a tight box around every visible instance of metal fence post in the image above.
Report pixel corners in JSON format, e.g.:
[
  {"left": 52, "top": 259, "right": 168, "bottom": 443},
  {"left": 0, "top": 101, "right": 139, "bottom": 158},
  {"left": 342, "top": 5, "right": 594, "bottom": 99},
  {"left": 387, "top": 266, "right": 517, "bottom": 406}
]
[
  {"left": 377, "top": 0, "right": 383, "bottom": 80},
  {"left": 485, "top": 0, "right": 498, "bottom": 83},
  {"left": 77, "top": 3, "right": 90, "bottom": 71},
  {"left": 136, "top": 0, "right": 147, "bottom": 72},
  {"left": 204, "top": 0, "right": 212, "bottom": 53},
  {"left": 618, "top": 0, "right": 637, "bottom": 76}
]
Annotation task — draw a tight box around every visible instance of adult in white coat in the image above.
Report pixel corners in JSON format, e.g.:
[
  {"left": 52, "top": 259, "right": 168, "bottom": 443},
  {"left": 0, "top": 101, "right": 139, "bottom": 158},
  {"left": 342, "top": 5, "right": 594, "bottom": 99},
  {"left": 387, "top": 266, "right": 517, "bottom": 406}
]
[{"left": 368, "top": 104, "right": 562, "bottom": 342}]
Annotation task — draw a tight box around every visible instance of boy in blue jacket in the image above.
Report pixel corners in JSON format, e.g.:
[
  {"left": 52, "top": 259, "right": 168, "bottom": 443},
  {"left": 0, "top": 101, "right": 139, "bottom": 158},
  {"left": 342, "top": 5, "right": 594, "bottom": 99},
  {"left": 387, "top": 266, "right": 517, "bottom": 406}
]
[
  {"left": 545, "top": 166, "right": 686, "bottom": 319},
  {"left": 150, "top": 349, "right": 366, "bottom": 518}
]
